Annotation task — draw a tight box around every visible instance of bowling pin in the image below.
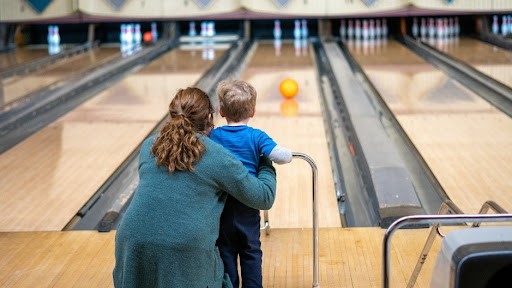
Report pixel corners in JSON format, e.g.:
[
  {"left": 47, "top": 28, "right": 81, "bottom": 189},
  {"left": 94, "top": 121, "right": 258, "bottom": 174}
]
[
  {"left": 54, "top": 25, "right": 60, "bottom": 46},
  {"left": 420, "top": 18, "right": 427, "bottom": 39},
  {"left": 294, "top": 20, "right": 301, "bottom": 39},
  {"left": 362, "top": 20, "right": 369, "bottom": 40},
  {"left": 508, "top": 16, "right": 512, "bottom": 35},
  {"left": 47, "top": 25, "right": 53, "bottom": 46},
  {"left": 492, "top": 15, "right": 499, "bottom": 34},
  {"left": 437, "top": 18, "right": 443, "bottom": 38},
  {"left": 189, "top": 21, "right": 197, "bottom": 37},
  {"left": 119, "top": 24, "right": 126, "bottom": 44},
  {"left": 347, "top": 20, "right": 354, "bottom": 39},
  {"left": 412, "top": 17, "right": 418, "bottom": 38},
  {"left": 134, "top": 23, "right": 142, "bottom": 50},
  {"left": 301, "top": 19, "right": 308, "bottom": 39},
  {"left": 428, "top": 18, "right": 435, "bottom": 38},
  {"left": 206, "top": 22, "right": 214, "bottom": 37},
  {"left": 355, "top": 20, "right": 361, "bottom": 40},
  {"left": 369, "top": 19, "right": 375, "bottom": 39},
  {"left": 502, "top": 16, "right": 508, "bottom": 36},
  {"left": 375, "top": 19, "right": 381, "bottom": 39},
  {"left": 151, "top": 22, "right": 158, "bottom": 42},
  {"left": 273, "top": 20, "right": 282, "bottom": 39},
  {"left": 200, "top": 21, "right": 206, "bottom": 37},
  {"left": 382, "top": 18, "right": 388, "bottom": 38},
  {"left": 126, "top": 24, "right": 134, "bottom": 55},
  {"left": 340, "top": 19, "right": 346, "bottom": 40}
]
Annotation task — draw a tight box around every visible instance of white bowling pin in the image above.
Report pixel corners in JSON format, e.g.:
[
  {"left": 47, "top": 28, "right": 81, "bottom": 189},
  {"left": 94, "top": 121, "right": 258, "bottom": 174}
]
[
  {"left": 492, "top": 15, "right": 499, "bottom": 34},
  {"left": 200, "top": 22, "right": 206, "bottom": 37},
  {"left": 134, "top": 24, "right": 142, "bottom": 49},
  {"left": 53, "top": 25, "right": 60, "bottom": 46},
  {"left": 412, "top": 17, "right": 418, "bottom": 37},
  {"left": 369, "top": 19, "right": 375, "bottom": 39},
  {"left": 428, "top": 18, "right": 435, "bottom": 38},
  {"left": 273, "top": 20, "right": 282, "bottom": 39},
  {"left": 420, "top": 18, "right": 427, "bottom": 39},
  {"left": 206, "top": 22, "right": 214, "bottom": 37},
  {"left": 151, "top": 22, "right": 158, "bottom": 42},
  {"left": 47, "top": 25, "right": 53, "bottom": 45},
  {"left": 454, "top": 17, "right": 460, "bottom": 36},
  {"left": 502, "top": 16, "right": 508, "bottom": 36},
  {"left": 362, "top": 20, "right": 369, "bottom": 40},
  {"left": 437, "top": 18, "right": 443, "bottom": 38},
  {"left": 355, "top": 20, "right": 361, "bottom": 40},
  {"left": 347, "top": 20, "right": 354, "bottom": 39},
  {"left": 340, "top": 19, "right": 346, "bottom": 39},
  {"left": 189, "top": 22, "right": 197, "bottom": 37},
  {"left": 294, "top": 20, "right": 301, "bottom": 39},
  {"left": 301, "top": 19, "right": 308, "bottom": 38},
  {"left": 375, "top": 19, "right": 381, "bottom": 38}
]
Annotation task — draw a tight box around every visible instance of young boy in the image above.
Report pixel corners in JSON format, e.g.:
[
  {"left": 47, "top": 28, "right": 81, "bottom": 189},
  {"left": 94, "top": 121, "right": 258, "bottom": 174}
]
[{"left": 210, "top": 79, "right": 292, "bottom": 288}]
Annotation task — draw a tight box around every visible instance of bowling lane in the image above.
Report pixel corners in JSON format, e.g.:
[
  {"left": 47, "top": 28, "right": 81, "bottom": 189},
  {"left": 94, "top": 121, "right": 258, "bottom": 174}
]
[
  {"left": 226, "top": 41, "right": 340, "bottom": 228},
  {"left": 431, "top": 37, "right": 512, "bottom": 88},
  {"left": 0, "top": 46, "right": 227, "bottom": 231},
  {"left": 1, "top": 47, "right": 120, "bottom": 108},
  {"left": 347, "top": 39, "right": 512, "bottom": 214},
  {"left": 0, "top": 47, "right": 50, "bottom": 72}
]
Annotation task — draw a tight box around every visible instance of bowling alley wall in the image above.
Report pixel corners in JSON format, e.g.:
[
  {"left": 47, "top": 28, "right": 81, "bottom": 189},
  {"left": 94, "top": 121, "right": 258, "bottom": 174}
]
[{"left": 1, "top": 0, "right": 512, "bottom": 22}]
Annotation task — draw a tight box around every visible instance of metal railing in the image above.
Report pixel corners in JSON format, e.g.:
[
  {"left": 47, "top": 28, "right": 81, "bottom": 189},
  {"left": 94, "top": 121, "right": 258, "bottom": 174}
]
[
  {"left": 382, "top": 200, "right": 511, "bottom": 288},
  {"left": 261, "top": 152, "right": 320, "bottom": 288}
]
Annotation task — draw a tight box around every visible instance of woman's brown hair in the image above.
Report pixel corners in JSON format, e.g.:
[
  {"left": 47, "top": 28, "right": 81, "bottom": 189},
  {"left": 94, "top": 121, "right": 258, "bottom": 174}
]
[{"left": 152, "top": 87, "right": 213, "bottom": 173}]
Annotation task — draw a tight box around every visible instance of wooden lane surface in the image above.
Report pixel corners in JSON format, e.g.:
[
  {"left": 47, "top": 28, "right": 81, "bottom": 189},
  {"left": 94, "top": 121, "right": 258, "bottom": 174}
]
[
  {"left": 0, "top": 227, "right": 450, "bottom": 287},
  {"left": 0, "top": 48, "right": 50, "bottom": 72},
  {"left": 436, "top": 37, "right": 512, "bottom": 88},
  {"left": 0, "top": 47, "right": 226, "bottom": 231},
  {"left": 348, "top": 39, "right": 512, "bottom": 215},
  {"left": 1, "top": 47, "right": 120, "bottom": 106},
  {"left": 229, "top": 41, "right": 341, "bottom": 228}
]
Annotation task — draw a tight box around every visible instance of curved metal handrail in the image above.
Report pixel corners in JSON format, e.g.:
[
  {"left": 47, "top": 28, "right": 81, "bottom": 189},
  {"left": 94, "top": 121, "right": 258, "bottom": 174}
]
[
  {"left": 259, "top": 152, "right": 319, "bottom": 287},
  {"left": 292, "top": 152, "right": 320, "bottom": 288},
  {"left": 473, "top": 200, "right": 508, "bottom": 227},
  {"left": 383, "top": 213, "right": 512, "bottom": 288}
]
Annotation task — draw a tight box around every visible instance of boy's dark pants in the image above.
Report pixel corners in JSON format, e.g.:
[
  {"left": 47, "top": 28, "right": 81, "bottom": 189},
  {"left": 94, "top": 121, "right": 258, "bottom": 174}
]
[{"left": 217, "top": 196, "right": 262, "bottom": 288}]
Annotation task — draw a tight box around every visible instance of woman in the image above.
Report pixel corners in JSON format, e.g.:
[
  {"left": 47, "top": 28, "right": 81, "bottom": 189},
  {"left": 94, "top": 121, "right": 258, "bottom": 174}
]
[{"left": 113, "top": 87, "right": 276, "bottom": 288}]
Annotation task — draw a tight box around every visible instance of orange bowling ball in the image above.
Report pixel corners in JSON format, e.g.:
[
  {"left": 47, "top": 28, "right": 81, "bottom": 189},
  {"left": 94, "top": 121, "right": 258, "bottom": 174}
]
[
  {"left": 279, "top": 78, "right": 299, "bottom": 99},
  {"left": 280, "top": 99, "right": 299, "bottom": 117},
  {"left": 143, "top": 31, "right": 153, "bottom": 42}
]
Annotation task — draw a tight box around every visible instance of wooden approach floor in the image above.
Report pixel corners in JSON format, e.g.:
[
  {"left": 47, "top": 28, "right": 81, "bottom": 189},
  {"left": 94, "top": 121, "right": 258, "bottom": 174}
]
[{"left": 0, "top": 227, "right": 448, "bottom": 288}]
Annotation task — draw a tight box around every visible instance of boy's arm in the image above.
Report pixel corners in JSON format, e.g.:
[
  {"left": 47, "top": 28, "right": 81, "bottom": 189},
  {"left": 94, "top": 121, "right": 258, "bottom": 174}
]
[{"left": 268, "top": 145, "right": 293, "bottom": 164}]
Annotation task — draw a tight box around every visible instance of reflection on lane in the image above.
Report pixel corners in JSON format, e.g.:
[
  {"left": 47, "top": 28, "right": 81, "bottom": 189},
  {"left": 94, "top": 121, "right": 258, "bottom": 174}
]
[
  {"left": 348, "top": 39, "right": 492, "bottom": 114},
  {"left": 432, "top": 37, "right": 512, "bottom": 89},
  {"left": 0, "top": 47, "right": 227, "bottom": 231},
  {"left": 233, "top": 41, "right": 340, "bottom": 228},
  {"left": 1, "top": 47, "right": 120, "bottom": 107},
  {"left": 347, "top": 39, "right": 512, "bottom": 215},
  {"left": 0, "top": 48, "right": 50, "bottom": 72}
]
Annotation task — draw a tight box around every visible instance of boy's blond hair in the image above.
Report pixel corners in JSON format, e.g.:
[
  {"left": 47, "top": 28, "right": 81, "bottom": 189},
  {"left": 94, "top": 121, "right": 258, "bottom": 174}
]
[{"left": 216, "top": 79, "right": 257, "bottom": 122}]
